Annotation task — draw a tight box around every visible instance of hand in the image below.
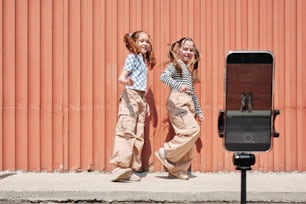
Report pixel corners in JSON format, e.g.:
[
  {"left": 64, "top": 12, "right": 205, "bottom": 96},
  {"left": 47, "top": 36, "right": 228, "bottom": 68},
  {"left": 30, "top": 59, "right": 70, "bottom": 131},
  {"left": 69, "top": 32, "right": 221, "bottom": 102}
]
[
  {"left": 197, "top": 115, "right": 205, "bottom": 122},
  {"left": 179, "top": 85, "right": 188, "bottom": 92},
  {"left": 118, "top": 70, "right": 134, "bottom": 86},
  {"left": 126, "top": 77, "right": 134, "bottom": 86},
  {"left": 146, "top": 104, "right": 151, "bottom": 117}
]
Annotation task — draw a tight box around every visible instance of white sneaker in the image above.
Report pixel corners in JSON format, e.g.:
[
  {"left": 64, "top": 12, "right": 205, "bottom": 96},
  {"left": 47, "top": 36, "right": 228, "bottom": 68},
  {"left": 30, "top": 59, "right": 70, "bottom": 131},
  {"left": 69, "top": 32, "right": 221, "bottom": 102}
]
[
  {"left": 128, "top": 173, "right": 141, "bottom": 181},
  {"left": 110, "top": 167, "right": 132, "bottom": 182},
  {"left": 168, "top": 172, "right": 189, "bottom": 180},
  {"left": 154, "top": 148, "right": 174, "bottom": 169}
]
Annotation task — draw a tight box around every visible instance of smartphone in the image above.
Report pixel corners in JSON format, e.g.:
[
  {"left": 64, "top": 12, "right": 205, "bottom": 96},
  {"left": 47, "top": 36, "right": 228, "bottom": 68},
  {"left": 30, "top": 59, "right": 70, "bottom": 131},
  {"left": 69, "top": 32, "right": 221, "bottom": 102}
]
[{"left": 224, "top": 51, "right": 274, "bottom": 152}]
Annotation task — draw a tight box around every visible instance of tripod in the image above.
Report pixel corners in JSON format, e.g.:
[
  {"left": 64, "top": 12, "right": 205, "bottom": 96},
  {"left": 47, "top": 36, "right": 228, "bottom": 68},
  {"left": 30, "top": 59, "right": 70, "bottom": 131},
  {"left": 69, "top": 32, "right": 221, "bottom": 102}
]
[{"left": 233, "top": 152, "right": 255, "bottom": 204}]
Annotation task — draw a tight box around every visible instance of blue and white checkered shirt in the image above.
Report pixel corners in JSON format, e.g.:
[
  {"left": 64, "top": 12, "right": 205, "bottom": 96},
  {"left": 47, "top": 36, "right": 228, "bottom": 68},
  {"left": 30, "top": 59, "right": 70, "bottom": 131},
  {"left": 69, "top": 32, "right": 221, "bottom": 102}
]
[{"left": 123, "top": 53, "right": 148, "bottom": 92}]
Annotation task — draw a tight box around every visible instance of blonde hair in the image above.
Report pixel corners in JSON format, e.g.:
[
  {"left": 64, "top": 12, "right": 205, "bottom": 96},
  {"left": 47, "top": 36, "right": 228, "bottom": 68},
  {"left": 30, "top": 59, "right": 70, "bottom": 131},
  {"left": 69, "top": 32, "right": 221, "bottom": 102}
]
[
  {"left": 168, "top": 37, "right": 200, "bottom": 81},
  {"left": 123, "top": 31, "right": 156, "bottom": 69}
]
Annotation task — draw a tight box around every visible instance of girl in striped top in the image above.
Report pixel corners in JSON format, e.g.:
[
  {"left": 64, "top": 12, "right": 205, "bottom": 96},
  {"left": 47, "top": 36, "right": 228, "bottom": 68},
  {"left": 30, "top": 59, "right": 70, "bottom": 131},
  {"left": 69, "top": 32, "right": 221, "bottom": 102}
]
[{"left": 155, "top": 37, "right": 204, "bottom": 180}]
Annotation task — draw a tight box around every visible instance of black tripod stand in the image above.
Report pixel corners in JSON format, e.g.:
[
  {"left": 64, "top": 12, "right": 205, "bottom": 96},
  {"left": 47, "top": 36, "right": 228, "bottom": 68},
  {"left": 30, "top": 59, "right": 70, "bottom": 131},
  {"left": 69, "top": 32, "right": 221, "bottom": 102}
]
[{"left": 233, "top": 152, "right": 255, "bottom": 204}]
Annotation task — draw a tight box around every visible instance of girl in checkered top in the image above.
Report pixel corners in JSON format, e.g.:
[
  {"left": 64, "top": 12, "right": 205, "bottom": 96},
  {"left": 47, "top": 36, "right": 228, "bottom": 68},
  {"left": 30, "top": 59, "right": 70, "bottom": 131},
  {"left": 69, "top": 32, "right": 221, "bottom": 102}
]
[
  {"left": 155, "top": 37, "right": 205, "bottom": 180},
  {"left": 110, "top": 31, "right": 156, "bottom": 182}
]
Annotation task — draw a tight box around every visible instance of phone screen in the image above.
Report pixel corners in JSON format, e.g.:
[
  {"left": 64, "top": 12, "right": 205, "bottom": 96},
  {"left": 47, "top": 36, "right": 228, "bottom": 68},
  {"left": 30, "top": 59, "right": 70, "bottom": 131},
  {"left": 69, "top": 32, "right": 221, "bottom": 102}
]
[{"left": 224, "top": 51, "right": 274, "bottom": 151}]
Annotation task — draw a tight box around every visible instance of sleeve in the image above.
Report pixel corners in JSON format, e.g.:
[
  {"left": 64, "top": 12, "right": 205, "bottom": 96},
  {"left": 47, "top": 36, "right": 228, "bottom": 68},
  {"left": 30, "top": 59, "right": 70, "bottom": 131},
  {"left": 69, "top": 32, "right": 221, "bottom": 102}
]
[
  {"left": 123, "top": 54, "right": 135, "bottom": 73},
  {"left": 191, "top": 92, "right": 204, "bottom": 117},
  {"left": 160, "top": 64, "right": 182, "bottom": 91}
]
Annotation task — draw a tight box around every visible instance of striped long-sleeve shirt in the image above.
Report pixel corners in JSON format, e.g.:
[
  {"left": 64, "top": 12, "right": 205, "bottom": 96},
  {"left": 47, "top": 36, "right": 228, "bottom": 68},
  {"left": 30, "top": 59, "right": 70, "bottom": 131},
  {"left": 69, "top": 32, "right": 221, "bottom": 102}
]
[{"left": 160, "top": 61, "right": 203, "bottom": 117}]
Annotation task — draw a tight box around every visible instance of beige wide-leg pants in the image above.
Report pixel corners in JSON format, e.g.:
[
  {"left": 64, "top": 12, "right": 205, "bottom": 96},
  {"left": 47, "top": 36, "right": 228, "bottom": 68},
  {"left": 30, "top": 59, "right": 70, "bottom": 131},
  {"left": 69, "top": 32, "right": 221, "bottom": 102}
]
[
  {"left": 164, "top": 92, "right": 200, "bottom": 175},
  {"left": 110, "top": 89, "right": 147, "bottom": 171}
]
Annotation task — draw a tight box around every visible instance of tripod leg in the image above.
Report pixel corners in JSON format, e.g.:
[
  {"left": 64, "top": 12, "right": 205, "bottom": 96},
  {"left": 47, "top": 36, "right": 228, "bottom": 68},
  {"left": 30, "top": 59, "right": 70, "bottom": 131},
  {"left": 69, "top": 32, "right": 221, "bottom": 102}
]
[{"left": 241, "top": 169, "right": 247, "bottom": 204}]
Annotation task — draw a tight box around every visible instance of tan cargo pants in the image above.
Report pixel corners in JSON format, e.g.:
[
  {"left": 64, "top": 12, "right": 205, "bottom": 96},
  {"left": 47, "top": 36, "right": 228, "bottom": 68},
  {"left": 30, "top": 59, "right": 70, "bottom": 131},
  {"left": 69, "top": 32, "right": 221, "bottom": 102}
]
[
  {"left": 110, "top": 89, "right": 147, "bottom": 171},
  {"left": 164, "top": 92, "right": 200, "bottom": 174}
]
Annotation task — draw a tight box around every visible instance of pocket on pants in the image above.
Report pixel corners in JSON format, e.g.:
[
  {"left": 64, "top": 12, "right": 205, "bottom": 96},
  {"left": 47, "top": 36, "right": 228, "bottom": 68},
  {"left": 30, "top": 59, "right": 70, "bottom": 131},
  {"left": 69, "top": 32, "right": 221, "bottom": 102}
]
[
  {"left": 170, "top": 112, "right": 186, "bottom": 129},
  {"left": 121, "top": 115, "right": 137, "bottom": 134}
]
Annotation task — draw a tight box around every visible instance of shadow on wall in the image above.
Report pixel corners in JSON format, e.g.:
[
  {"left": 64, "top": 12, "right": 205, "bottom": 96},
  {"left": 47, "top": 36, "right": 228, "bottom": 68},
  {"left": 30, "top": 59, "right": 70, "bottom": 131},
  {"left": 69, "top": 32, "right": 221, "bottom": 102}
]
[{"left": 141, "top": 88, "right": 158, "bottom": 172}]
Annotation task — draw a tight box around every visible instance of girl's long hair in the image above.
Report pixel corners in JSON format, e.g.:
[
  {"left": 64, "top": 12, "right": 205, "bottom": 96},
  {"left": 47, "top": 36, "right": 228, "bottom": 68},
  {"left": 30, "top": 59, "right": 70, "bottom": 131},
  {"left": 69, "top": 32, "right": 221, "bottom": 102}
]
[
  {"left": 123, "top": 31, "right": 156, "bottom": 69},
  {"left": 168, "top": 37, "right": 200, "bottom": 81}
]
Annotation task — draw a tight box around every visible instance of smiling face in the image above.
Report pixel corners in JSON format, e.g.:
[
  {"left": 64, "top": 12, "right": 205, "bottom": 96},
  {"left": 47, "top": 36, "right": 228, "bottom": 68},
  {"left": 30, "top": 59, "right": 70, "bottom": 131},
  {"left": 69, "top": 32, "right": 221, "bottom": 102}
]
[
  {"left": 136, "top": 32, "right": 151, "bottom": 54},
  {"left": 177, "top": 40, "right": 195, "bottom": 64}
]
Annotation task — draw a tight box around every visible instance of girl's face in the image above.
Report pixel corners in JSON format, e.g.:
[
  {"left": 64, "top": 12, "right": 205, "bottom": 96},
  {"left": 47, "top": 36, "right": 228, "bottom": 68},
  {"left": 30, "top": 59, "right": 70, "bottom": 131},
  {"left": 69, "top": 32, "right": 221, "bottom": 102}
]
[
  {"left": 136, "top": 32, "right": 151, "bottom": 54},
  {"left": 178, "top": 40, "right": 195, "bottom": 64}
]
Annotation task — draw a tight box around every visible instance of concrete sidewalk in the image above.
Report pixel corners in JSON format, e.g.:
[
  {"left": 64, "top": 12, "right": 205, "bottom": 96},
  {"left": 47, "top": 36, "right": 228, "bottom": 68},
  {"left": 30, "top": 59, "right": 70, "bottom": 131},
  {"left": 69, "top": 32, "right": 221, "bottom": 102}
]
[{"left": 0, "top": 171, "right": 306, "bottom": 203}]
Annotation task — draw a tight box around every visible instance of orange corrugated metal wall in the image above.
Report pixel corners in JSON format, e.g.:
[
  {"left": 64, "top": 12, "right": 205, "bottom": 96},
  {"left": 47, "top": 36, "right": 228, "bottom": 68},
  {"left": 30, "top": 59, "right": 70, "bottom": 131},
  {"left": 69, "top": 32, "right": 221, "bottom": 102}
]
[{"left": 1, "top": 0, "right": 306, "bottom": 172}]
